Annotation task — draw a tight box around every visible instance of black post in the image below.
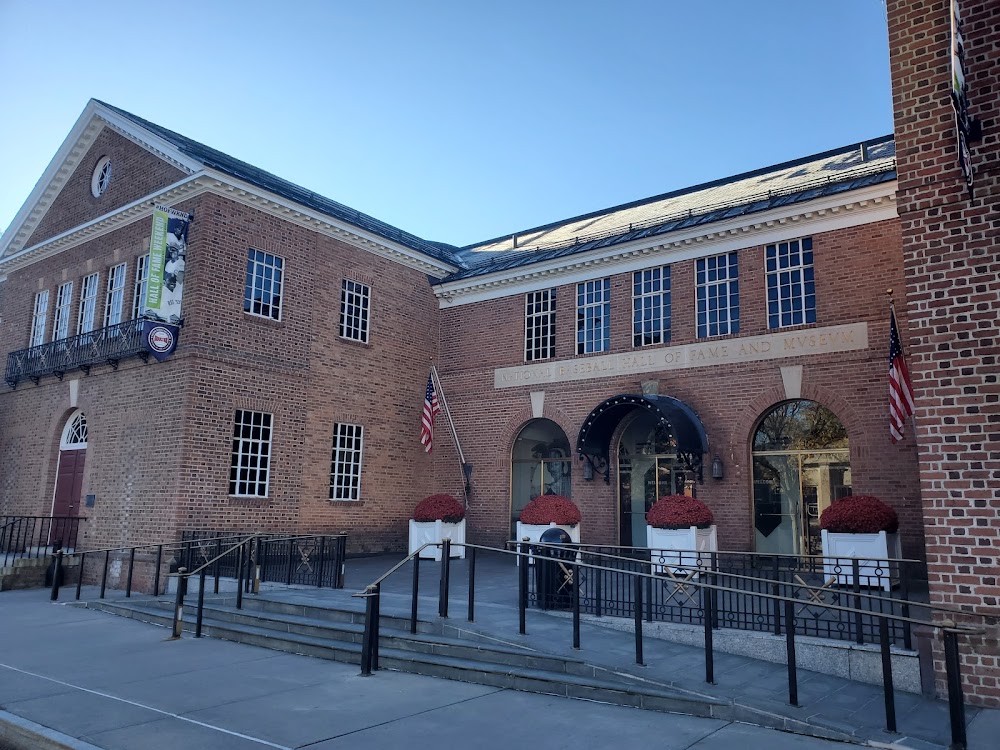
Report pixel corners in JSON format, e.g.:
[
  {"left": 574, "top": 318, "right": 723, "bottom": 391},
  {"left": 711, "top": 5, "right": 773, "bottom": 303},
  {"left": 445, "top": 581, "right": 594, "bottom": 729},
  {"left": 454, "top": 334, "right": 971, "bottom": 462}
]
[
  {"left": 75, "top": 552, "right": 85, "bottom": 600},
  {"left": 214, "top": 537, "right": 222, "bottom": 594},
  {"left": 594, "top": 555, "right": 603, "bottom": 619},
  {"left": 784, "top": 598, "right": 798, "bottom": 706},
  {"left": 316, "top": 536, "right": 326, "bottom": 587},
  {"left": 853, "top": 558, "right": 865, "bottom": 645},
  {"left": 100, "top": 550, "right": 110, "bottom": 599},
  {"left": 710, "top": 552, "right": 719, "bottom": 629},
  {"left": 245, "top": 540, "right": 254, "bottom": 593},
  {"left": 337, "top": 534, "right": 347, "bottom": 588},
  {"left": 125, "top": 547, "right": 136, "bottom": 598},
  {"left": 153, "top": 545, "right": 162, "bottom": 596},
  {"left": 286, "top": 538, "right": 295, "bottom": 585},
  {"left": 704, "top": 580, "right": 714, "bottom": 683},
  {"left": 879, "top": 616, "right": 897, "bottom": 732},
  {"left": 634, "top": 574, "right": 644, "bottom": 665},
  {"left": 236, "top": 542, "right": 245, "bottom": 610},
  {"left": 772, "top": 556, "right": 782, "bottom": 635},
  {"left": 196, "top": 567, "right": 207, "bottom": 638},
  {"left": 519, "top": 540, "right": 528, "bottom": 635},
  {"left": 410, "top": 553, "right": 420, "bottom": 634},
  {"left": 172, "top": 567, "right": 187, "bottom": 638},
  {"left": 439, "top": 539, "right": 451, "bottom": 618},
  {"left": 360, "top": 586, "right": 376, "bottom": 676},
  {"left": 900, "top": 562, "right": 912, "bottom": 651},
  {"left": 645, "top": 571, "right": 654, "bottom": 623},
  {"left": 943, "top": 630, "right": 967, "bottom": 750},
  {"left": 372, "top": 583, "right": 381, "bottom": 671},
  {"left": 572, "top": 558, "right": 581, "bottom": 650},
  {"left": 467, "top": 547, "right": 476, "bottom": 622},
  {"left": 50, "top": 549, "right": 63, "bottom": 601}
]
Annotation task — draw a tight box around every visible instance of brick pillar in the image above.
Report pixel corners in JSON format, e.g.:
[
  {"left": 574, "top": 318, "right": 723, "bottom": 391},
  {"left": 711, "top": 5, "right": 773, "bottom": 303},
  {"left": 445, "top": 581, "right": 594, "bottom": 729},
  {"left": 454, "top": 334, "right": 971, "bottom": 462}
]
[{"left": 886, "top": 0, "right": 1000, "bottom": 707}]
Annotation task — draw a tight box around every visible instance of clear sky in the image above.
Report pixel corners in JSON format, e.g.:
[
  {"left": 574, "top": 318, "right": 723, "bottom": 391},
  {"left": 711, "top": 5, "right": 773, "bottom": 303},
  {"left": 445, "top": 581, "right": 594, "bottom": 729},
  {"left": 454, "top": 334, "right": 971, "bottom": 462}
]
[{"left": 0, "top": 0, "right": 892, "bottom": 248}]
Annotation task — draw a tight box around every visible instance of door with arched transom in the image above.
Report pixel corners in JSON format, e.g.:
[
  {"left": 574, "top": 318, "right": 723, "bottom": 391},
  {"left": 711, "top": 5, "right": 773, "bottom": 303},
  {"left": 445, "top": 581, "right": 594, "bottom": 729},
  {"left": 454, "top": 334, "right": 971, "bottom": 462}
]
[{"left": 52, "top": 410, "right": 87, "bottom": 519}]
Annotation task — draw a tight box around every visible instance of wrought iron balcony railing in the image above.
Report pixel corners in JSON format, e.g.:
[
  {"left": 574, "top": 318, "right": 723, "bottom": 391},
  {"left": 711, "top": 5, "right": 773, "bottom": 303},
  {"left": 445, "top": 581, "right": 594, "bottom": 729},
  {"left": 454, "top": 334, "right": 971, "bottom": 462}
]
[{"left": 5, "top": 318, "right": 148, "bottom": 388}]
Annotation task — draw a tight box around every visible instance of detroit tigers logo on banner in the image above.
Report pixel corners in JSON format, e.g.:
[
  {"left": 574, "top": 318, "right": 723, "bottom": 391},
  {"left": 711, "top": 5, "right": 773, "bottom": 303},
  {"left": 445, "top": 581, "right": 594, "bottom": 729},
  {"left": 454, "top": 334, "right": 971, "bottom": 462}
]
[{"left": 144, "top": 205, "right": 191, "bottom": 324}]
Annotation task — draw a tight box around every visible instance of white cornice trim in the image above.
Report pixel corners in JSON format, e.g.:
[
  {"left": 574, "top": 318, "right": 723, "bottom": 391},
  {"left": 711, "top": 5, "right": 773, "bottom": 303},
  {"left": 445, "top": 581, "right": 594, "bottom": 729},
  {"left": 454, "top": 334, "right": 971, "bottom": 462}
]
[{"left": 433, "top": 182, "right": 898, "bottom": 307}]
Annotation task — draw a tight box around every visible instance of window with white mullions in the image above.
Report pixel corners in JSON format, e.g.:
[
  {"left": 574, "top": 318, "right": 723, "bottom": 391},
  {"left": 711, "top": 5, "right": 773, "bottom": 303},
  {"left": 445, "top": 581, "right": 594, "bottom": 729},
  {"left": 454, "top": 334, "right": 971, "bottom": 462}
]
[
  {"left": 767, "top": 237, "right": 816, "bottom": 329},
  {"left": 53, "top": 282, "right": 73, "bottom": 341},
  {"left": 30, "top": 290, "right": 49, "bottom": 347},
  {"left": 104, "top": 263, "right": 127, "bottom": 327},
  {"left": 577, "top": 278, "right": 610, "bottom": 354},
  {"left": 229, "top": 410, "right": 273, "bottom": 497},
  {"left": 243, "top": 249, "right": 284, "bottom": 320},
  {"left": 77, "top": 273, "right": 100, "bottom": 335},
  {"left": 339, "top": 279, "right": 371, "bottom": 343},
  {"left": 633, "top": 266, "right": 671, "bottom": 347},
  {"left": 329, "top": 423, "right": 364, "bottom": 501},
  {"left": 524, "top": 289, "right": 556, "bottom": 362},
  {"left": 133, "top": 254, "right": 149, "bottom": 319},
  {"left": 696, "top": 252, "right": 739, "bottom": 338}
]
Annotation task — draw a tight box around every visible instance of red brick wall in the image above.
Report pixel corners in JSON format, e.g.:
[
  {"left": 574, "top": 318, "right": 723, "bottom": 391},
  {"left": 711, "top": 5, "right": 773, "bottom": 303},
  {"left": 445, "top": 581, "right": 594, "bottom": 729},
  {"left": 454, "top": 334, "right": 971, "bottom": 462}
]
[{"left": 887, "top": 0, "right": 1000, "bottom": 707}]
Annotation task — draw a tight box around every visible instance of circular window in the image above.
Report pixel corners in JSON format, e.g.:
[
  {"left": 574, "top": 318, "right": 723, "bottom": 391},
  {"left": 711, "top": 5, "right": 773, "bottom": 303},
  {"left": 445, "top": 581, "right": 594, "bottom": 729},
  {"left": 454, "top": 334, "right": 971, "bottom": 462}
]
[{"left": 91, "top": 156, "right": 112, "bottom": 197}]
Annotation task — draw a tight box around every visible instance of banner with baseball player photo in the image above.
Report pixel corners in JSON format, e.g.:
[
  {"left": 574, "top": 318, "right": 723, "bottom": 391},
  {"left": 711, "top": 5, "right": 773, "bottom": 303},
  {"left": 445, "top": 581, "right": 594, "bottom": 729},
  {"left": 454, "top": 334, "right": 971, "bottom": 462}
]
[{"left": 144, "top": 204, "right": 191, "bottom": 324}]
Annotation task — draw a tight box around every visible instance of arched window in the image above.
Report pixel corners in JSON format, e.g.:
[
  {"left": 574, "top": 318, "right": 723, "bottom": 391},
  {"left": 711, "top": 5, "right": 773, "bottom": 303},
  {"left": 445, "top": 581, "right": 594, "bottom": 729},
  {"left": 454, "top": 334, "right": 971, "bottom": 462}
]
[
  {"left": 510, "top": 419, "right": 571, "bottom": 538},
  {"left": 751, "top": 401, "right": 850, "bottom": 556},
  {"left": 618, "top": 410, "right": 684, "bottom": 546},
  {"left": 60, "top": 410, "right": 88, "bottom": 450}
]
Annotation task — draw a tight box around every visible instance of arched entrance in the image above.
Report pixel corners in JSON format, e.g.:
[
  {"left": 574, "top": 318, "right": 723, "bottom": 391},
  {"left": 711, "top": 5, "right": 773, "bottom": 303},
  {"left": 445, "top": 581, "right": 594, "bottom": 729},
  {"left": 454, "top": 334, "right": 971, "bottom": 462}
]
[
  {"left": 52, "top": 410, "right": 87, "bottom": 520},
  {"left": 751, "top": 400, "right": 850, "bottom": 556},
  {"left": 510, "top": 419, "right": 572, "bottom": 539}
]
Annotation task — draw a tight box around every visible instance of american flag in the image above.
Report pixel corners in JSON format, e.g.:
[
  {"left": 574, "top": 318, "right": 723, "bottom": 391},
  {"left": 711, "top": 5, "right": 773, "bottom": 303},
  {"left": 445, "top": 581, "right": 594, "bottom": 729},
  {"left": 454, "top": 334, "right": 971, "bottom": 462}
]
[
  {"left": 420, "top": 372, "right": 441, "bottom": 453},
  {"left": 889, "top": 309, "right": 916, "bottom": 443}
]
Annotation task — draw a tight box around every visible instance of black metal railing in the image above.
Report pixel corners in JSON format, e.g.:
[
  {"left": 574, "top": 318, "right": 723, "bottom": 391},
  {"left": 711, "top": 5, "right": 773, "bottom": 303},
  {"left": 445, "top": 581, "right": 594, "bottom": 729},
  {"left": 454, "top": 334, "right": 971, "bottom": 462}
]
[
  {"left": 5, "top": 318, "right": 147, "bottom": 388},
  {"left": 0, "top": 515, "right": 84, "bottom": 560}
]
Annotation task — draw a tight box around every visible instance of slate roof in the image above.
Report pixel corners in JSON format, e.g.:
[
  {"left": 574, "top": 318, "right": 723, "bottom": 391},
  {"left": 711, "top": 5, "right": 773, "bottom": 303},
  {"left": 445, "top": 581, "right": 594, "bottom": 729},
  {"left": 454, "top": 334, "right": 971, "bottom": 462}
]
[
  {"left": 445, "top": 137, "right": 896, "bottom": 283},
  {"left": 96, "top": 101, "right": 464, "bottom": 269}
]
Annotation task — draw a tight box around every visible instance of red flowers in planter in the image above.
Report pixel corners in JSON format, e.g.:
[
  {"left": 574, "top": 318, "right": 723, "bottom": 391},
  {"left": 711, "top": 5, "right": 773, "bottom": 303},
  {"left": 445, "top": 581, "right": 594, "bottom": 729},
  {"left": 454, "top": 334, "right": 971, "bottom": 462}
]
[
  {"left": 413, "top": 494, "right": 466, "bottom": 523},
  {"left": 520, "top": 495, "right": 581, "bottom": 526},
  {"left": 820, "top": 495, "right": 898, "bottom": 534},
  {"left": 646, "top": 495, "right": 714, "bottom": 530}
]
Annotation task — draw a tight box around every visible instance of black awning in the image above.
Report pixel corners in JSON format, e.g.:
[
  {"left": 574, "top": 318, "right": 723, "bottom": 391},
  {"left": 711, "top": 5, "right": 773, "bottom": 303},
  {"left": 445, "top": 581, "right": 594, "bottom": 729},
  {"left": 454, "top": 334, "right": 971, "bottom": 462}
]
[{"left": 576, "top": 394, "right": 709, "bottom": 482}]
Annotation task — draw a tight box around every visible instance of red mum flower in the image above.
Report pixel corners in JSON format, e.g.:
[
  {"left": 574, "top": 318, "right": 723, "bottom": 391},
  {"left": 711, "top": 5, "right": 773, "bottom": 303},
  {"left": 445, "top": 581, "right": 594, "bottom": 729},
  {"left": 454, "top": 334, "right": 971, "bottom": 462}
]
[
  {"left": 819, "top": 494, "right": 898, "bottom": 534},
  {"left": 520, "top": 495, "right": 581, "bottom": 526},
  {"left": 646, "top": 495, "right": 715, "bottom": 530},
  {"left": 413, "top": 494, "right": 466, "bottom": 523}
]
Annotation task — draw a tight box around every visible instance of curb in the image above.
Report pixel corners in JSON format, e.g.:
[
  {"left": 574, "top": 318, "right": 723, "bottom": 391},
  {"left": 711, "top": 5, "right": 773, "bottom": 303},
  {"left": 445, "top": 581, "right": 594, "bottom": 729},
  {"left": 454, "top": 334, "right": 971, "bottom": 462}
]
[{"left": 0, "top": 710, "right": 103, "bottom": 750}]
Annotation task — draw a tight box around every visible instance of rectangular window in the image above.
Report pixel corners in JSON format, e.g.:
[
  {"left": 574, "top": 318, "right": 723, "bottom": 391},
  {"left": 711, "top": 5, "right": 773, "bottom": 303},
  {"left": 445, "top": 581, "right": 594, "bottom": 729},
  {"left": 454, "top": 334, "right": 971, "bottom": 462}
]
[
  {"left": 524, "top": 289, "right": 556, "bottom": 361},
  {"left": 766, "top": 237, "right": 816, "bottom": 329},
  {"left": 244, "top": 249, "right": 284, "bottom": 320},
  {"left": 633, "top": 266, "right": 671, "bottom": 347},
  {"left": 133, "top": 254, "right": 149, "bottom": 319},
  {"left": 104, "top": 263, "right": 127, "bottom": 327},
  {"left": 229, "top": 410, "right": 273, "bottom": 497},
  {"left": 77, "top": 273, "right": 100, "bottom": 335},
  {"left": 30, "top": 290, "right": 49, "bottom": 347},
  {"left": 329, "top": 423, "right": 364, "bottom": 501},
  {"left": 339, "top": 279, "right": 371, "bottom": 343},
  {"left": 696, "top": 252, "right": 740, "bottom": 338},
  {"left": 52, "top": 282, "right": 73, "bottom": 341},
  {"left": 577, "top": 278, "right": 611, "bottom": 354}
]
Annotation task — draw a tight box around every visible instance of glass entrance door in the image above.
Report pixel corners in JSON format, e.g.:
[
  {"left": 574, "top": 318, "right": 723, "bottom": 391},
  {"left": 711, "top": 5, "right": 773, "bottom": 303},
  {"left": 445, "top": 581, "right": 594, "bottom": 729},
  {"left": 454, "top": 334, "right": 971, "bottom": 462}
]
[{"left": 617, "top": 411, "right": 683, "bottom": 547}]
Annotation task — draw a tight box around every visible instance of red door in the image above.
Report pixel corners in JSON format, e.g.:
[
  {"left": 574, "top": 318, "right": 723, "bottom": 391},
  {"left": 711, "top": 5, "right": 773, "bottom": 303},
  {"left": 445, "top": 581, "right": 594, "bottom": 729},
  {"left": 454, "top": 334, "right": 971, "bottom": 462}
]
[{"left": 53, "top": 449, "right": 86, "bottom": 517}]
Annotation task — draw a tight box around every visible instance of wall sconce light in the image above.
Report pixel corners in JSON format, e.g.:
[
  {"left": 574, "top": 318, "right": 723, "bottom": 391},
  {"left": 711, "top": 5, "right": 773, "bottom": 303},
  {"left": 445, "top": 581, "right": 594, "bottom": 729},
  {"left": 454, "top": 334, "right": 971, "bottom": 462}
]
[
  {"left": 582, "top": 460, "right": 594, "bottom": 481},
  {"left": 711, "top": 455, "right": 724, "bottom": 480}
]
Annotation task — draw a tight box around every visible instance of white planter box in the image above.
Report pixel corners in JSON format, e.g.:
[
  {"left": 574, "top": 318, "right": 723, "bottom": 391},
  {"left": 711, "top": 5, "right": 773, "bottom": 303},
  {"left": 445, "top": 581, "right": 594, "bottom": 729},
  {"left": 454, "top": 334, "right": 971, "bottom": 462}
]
[
  {"left": 646, "top": 525, "right": 718, "bottom": 574},
  {"left": 821, "top": 530, "right": 901, "bottom": 591},
  {"left": 515, "top": 521, "right": 580, "bottom": 565},
  {"left": 408, "top": 519, "right": 466, "bottom": 561}
]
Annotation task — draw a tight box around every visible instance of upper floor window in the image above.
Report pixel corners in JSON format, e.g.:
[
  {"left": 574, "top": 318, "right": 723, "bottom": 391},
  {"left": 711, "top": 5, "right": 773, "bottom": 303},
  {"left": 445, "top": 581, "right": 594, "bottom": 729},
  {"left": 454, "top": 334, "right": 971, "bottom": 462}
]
[
  {"left": 229, "top": 410, "right": 272, "bottom": 497},
  {"left": 767, "top": 237, "right": 816, "bottom": 329},
  {"left": 633, "top": 266, "right": 671, "bottom": 347},
  {"left": 77, "top": 273, "right": 100, "bottom": 335},
  {"left": 53, "top": 282, "right": 73, "bottom": 341},
  {"left": 133, "top": 254, "right": 149, "bottom": 319},
  {"left": 90, "top": 156, "right": 112, "bottom": 198},
  {"left": 696, "top": 252, "right": 739, "bottom": 338},
  {"left": 244, "top": 249, "right": 284, "bottom": 321},
  {"left": 30, "top": 290, "right": 49, "bottom": 347},
  {"left": 339, "top": 279, "right": 370, "bottom": 343},
  {"left": 577, "top": 278, "right": 611, "bottom": 354},
  {"left": 104, "top": 263, "right": 127, "bottom": 327},
  {"left": 524, "top": 289, "right": 555, "bottom": 362},
  {"left": 330, "top": 422, "right": 364, "bottom": 501}
]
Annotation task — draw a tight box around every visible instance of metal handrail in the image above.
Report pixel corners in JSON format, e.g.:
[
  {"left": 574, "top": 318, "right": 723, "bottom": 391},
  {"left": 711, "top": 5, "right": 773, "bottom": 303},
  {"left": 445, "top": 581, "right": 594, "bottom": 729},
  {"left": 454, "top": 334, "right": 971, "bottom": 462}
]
[
  {"left": 352, "top": 543, "right": 436, "bottom": 595},
  {"left": 173, "top": 534, "right": 258, "bottom": 579}
]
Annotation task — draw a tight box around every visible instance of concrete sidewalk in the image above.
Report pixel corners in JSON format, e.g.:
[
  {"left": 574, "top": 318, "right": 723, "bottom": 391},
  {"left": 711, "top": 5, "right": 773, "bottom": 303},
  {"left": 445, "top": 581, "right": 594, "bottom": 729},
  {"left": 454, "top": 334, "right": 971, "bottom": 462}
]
[{"left": 0, "top": 589, "right": 942, "bottom": 750}]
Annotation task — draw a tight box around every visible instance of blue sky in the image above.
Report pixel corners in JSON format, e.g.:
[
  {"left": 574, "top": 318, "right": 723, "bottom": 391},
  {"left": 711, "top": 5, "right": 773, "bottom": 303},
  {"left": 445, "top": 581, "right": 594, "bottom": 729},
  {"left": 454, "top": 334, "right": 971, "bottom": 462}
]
[{"left": 0, "top": 1, "right": 892, "bottom": 248}]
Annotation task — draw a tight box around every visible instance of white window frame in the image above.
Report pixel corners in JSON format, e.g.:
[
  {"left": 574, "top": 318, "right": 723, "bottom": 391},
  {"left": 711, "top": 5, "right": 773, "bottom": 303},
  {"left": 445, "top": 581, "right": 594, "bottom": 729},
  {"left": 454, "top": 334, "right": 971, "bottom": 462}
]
[
  {"left": 104, "top": 263, "right": 127, "bottom": 327},
  {"left": 53, "top": 282, "right": 73, "bottom": 341},
  {"left": 339, "top": 279, "right": 371, "bottom": 343},
  {"left": 244, "top": 249, "right": 284, "bottom": 321},
  {"left": 524, "top": 289, "right": 556, "bottom": 362},
  {"left": 633, "top": 266, "right": 671, "bottom": 348},
  {"left": 329, "top": 423, "right": 364, "bottom": 501},
  {"left": 229, "top": 410, "right": 273, "bottom": 498},
  {"left": 91, "top": 156, "right": 112, "bottom": 198},
  {"left": 30, "top": 290, "right": 49, "bottom": 347},
  {"left": 77, "top": 273, "right": 100, "bottom": 335},
  {"left": 766, "top": 237, "right": 816, "bottom": 329},
  {"left": 696, "top": 252, "right": 740, "bottom": 338},
  {"left": 133, "top": 254, "right": 149, "bottom": 319},
  {"left": 576, "top": 277, "right": 611, "bottom": 355}
]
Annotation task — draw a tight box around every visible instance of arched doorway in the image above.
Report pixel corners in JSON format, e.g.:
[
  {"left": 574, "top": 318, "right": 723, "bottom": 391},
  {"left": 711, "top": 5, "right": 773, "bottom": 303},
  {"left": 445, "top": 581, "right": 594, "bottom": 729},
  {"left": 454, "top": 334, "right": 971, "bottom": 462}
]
[
  {"left": 52, "top": 410, "right": 87, "bottom": 521},
  {"left": 510, "top": 419, "right": 571, "bottom": 539},
  {"left": 751, "top": 401, "right": 850, "bottom": 556}
]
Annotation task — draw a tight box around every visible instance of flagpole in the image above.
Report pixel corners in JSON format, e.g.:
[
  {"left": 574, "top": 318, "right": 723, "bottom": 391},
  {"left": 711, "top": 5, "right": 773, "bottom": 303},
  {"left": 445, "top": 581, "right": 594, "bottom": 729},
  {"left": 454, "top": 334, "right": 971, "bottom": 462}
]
[{"left": 430, "top": 364, "right": 472, "bottom": 500}]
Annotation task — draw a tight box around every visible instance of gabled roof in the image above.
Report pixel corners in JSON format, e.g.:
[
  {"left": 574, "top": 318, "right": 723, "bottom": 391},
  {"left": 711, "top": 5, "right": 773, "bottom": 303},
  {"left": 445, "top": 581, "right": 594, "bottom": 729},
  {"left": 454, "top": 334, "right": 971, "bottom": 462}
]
[{"left": 445, "top": 136, "right": 896, "bottom": 282}]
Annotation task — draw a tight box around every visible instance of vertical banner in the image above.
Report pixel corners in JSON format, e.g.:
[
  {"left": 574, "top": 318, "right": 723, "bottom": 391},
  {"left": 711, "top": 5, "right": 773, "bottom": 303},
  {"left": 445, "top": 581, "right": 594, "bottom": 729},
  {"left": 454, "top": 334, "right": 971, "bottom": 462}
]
[{"left": 144, "top": 204, "right": 191, "bottom": 324}]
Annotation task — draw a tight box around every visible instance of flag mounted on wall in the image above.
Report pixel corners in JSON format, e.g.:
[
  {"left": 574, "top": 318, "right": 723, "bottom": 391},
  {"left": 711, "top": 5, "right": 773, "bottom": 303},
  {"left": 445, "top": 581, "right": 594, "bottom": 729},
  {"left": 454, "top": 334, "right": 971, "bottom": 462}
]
[
  {"left": 888, "top": 309, "right": 916, "bottom": 443},
  {"left": 420, "top": 372, "right": 441, "bottom": 452}
]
